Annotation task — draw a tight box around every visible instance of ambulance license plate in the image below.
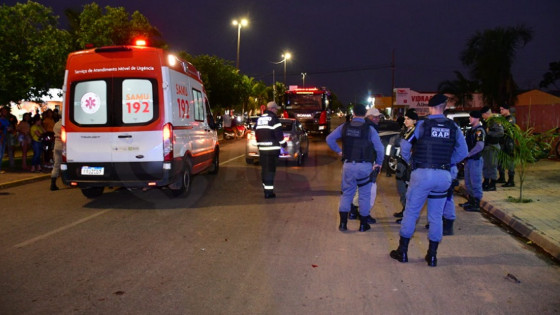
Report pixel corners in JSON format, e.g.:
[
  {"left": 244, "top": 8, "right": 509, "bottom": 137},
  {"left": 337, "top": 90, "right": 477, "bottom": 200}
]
[{"left": 81, "top": 166, "right": 104, "bottom": 176}]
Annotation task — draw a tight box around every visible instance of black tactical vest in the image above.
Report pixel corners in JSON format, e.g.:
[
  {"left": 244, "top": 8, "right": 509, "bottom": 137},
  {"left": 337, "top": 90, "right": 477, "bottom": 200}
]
[
  {"left": 342, "top": 121, "right": 375, "bottom": 163},
  {"left": 412, "top": 117, "right": 456, "bottom": 167}
]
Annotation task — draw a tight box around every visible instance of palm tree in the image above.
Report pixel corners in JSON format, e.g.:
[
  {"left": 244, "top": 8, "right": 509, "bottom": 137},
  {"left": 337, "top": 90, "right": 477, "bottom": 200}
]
[
  {"left": 461, "top": 25, "right": 533, "bottom": 108},
  {"left": 438, "top": 71, "right": 479, "bottom": 110}
]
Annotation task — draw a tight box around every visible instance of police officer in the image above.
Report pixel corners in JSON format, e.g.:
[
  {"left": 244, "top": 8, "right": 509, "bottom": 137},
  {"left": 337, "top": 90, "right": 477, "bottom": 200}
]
[
  {"left": 348, "top": 107, "right": 383, "bottom": 223},
  {"left": 394, "top": 109, "right": 418, "bottom": 223},
  {"left": 326, "top": 104, "right": 385, "bottom": 232},
  {"left": 498, "top": 104, "right": 516, "bottom": 187},
  {"left": 390, "top": 94, "right": 468, "bottom": 267},
  {"left": 481, "top": 106, "right": 504, "bottom": 191},
  {"left": 255, "top": 101, "right": 286, "bottom": 199},
  {"left": 462, "top": 110, "right": 486, "bottom": 212}
]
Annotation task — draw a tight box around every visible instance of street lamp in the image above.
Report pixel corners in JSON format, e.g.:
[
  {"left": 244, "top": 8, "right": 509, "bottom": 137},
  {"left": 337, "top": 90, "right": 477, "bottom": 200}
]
[
  {"left": 232, "top": 18, "right": 248, "bottom": 70},
  {"left": 301, "top": 72, "right": 307, "bottom": 88},
  {"left": 282, "top": 52, "right": 291, "bottom": 85}
]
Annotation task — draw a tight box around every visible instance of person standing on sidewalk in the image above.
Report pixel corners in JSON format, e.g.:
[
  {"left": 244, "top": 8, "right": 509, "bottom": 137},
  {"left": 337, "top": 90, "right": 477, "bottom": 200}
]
[
  {"left": 389, "top": 94, "right": 468, "bottom": 267},
  {"left": 461, "top": 111, "right": 486, "bottom": 212},
  {"left": 327, "top": 104, "right": 384, "bottom": 232},
  {"left": 50, "top": 120, "right": 63, "bottom": 191},
  {"left": 16, "top": 113, "right": 32, "bottom": 171},
  {"left": 0, "top": 106, "right": 9, "bottom": 174},
  {"left": 480, "top": 106, "right": 504, "bottom": 191},
  {"left": 255, "top": 101, "right": 286, "bottom": 199},
  {"left": 29, "top": 116, "right": 45, "bottom": 173},
  {"left": 498, "top": 104, "right": 516, "bottom": 187}
]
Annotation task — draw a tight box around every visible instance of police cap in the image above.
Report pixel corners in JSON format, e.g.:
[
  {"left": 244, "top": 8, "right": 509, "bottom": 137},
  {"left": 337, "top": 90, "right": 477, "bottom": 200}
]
[{"left": 428, "top": 94, "right": 448, "bottom": 107}]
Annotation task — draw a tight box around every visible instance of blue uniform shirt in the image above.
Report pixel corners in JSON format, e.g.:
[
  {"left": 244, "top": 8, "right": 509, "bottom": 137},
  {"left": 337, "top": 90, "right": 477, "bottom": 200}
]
[
  {"left": 326, "top": 117, "right": 385, "bottom": 166},
  {"left": 401, "top": 114, "right": 468, "bottom": 165}
]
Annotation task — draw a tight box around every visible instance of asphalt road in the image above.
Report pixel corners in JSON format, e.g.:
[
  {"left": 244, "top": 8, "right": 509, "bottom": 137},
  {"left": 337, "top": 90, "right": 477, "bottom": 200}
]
[{"left": 1, "top": 124, "right": 559, "bottom": 314}]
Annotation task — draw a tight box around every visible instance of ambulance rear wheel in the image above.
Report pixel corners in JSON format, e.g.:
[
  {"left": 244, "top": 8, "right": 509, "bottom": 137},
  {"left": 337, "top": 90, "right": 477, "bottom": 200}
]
[
  {"left": 81, "top": 187, "right": 104, "bottom": 198},
  {"left": 171, "top": 160, "right": 192, "bottom": 197}
]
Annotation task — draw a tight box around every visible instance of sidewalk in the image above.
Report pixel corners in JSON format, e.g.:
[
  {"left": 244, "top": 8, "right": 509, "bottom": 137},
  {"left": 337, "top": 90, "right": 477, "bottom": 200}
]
[
  {"left": 464, "top": 158, "right": 560, "bottom": 261},
  {"left": 2, "top": 155, "right": 559, "bottom": 260}
]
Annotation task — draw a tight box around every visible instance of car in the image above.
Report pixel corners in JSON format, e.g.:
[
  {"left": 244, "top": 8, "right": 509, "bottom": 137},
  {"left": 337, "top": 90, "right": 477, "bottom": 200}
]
[
  {"left": 446, "top": 111, "right": 471, "bottom": 135},
  {"left": 246, "top": 118, "right": 309, "bottom": 166}
]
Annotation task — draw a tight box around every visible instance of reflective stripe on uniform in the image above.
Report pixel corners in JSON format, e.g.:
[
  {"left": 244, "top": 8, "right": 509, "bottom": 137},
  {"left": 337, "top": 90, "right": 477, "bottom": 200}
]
[
  {"left": 262, "top": 184, "right": 274, "bottom": 190},
  {"left": 259, "top": 146, "right": 281, "bottom": 150},
  {"left": 256, "top": 123, "right": 282, "bottom": 130}
]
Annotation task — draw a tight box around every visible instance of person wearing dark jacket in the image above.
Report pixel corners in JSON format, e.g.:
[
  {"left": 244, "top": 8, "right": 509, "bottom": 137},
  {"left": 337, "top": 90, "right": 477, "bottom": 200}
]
[{"left": 255, "top": 101, "right": 286, "bottom": 199}]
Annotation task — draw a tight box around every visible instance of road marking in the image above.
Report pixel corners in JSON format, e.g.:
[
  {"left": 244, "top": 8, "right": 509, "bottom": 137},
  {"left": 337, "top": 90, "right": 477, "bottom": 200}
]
[
  {"left": 221, "top": 154, "right": 245, "bottom": 165},
  {"left": 14, "top": 209, "right": 112, "bottom": 248}
]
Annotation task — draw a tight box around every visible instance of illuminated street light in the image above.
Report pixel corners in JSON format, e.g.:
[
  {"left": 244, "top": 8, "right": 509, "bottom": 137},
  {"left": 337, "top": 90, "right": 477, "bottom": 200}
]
[
  {"left": 232, "top": 18, "right": 248, "bottom": 70},
  {"left": 282, "top": 52, "right": 291, "bottom": 85}
]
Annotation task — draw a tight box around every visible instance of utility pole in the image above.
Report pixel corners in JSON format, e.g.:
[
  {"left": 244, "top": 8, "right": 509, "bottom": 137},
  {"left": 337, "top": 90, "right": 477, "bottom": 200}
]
[{"left": 391, "top": 49, "right": 395, "bottom": 118}]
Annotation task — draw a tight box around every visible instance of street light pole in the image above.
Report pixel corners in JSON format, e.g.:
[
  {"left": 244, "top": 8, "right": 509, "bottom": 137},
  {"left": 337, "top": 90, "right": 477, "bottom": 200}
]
[
  {"left": 301, "top": 72, "right": 307, "bottom": 88},
  {"left": 282, "top": 52, "right": 291, "bottom": 85},
  {"left": 232, "top": 18, "right": 248, "bottom": 70}
]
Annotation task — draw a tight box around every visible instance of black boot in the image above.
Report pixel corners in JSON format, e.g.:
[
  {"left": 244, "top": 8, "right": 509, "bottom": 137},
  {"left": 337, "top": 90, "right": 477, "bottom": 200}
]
[
  {"left": 358, "top": 214, "right": 371, "bottom": 232},
  {"left": 50, "top": 177, "right": 59, "bottom": 191},
  {"left": 485, "top": 179, "right": 496, "bottom": 191},
  {"left": 390, "top": 236, "right": 410, "bottom": 263},
  {"left": 393, "top": 207, "right": 404, "bottom": 218},
  {"left": 482, "top": 178, "right": 489, "bottom": 190},
  {"left": 442, "top": 218, "right": 454, "bottom": 235},
  {"left": 459, "top": 196, "right": 472, "bottom": 208},
  {"left": 464, "top": 198, "right": 480, "bottom": 212},
  {"left": 338, "top": 212, "right": 348, "bottom": 231},
  {"left": 496, "top": 171, "right": 506, "bottom": 183},
  {"left": 366, "top": 215, "right": 377, "bottom": 224},
  {"left": 264, "top": 190, "right": 276, "bottom": 199},
  {"left": 502, "top": 177, "right": 515, "bottom": 187},
  {"left": 425, "top": 240, "right": 439, "bottom": 267},
  {"left": 349, "top": 204, "right": 358, "bottom": 220}
]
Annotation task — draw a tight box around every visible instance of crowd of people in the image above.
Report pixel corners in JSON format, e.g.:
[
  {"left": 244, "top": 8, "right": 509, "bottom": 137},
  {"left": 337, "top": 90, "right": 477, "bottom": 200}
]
[{"left": 0, "top": 106, "right": 59, "bottom": 174}]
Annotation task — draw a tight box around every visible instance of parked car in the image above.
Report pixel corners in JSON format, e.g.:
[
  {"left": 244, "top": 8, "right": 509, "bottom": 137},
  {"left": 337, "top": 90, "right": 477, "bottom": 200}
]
[
  {"left": 446, "top": 111, "right": 471, "bottom": 135},
  {"left": 246, "top": 118, "right": 309, "bottom": 166}
]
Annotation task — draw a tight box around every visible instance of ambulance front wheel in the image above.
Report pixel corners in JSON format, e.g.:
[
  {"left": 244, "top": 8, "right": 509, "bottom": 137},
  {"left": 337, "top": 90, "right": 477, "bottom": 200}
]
[{"left": 81, "top": 187, "right": 104, "bottom": 198}]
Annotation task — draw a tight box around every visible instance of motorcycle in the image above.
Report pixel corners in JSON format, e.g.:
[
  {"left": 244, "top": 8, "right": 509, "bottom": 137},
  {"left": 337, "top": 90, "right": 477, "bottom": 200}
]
[{"left": 223, "top": 120, "right": 246, "bottom": 140}]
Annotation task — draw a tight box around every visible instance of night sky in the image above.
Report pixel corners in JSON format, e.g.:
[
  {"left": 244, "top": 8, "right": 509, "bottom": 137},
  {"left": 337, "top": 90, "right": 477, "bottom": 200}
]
[{"left": 7, "top": 0, "right": 560, "bottom": 104}]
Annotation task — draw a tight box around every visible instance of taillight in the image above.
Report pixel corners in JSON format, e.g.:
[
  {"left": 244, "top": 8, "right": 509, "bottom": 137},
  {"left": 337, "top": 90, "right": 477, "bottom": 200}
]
[
  {"left": 319, "top": 111, "right": 327, "bottom": 125},
  {"left": 247, "top": 131, "right": 255, "bottom": 140},
  {"left": 61, "top": 126, "right": 67, "bottom": 163},
  {"left": 163, "top": 123, "right": 173, "bottom": 161}
]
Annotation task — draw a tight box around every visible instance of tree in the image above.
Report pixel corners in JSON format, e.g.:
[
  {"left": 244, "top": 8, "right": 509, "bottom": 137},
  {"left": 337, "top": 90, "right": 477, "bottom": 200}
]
[
  {"left": 438, "top": 71, "right": 479, "bottom": 109},
  {"left": 491, "top": 115, "right": 558, "bottom": 202},
  {"left": 539, "top": 61, "right": 560, "bottom": 90},
  {"left": 75, "top": 3, "right": 165, "bottom": 49},
  {"left": 461, "top": 25, "right": 533, "bottom": 107},
  {"left": 0, "top": 1, "right": 71, "bottom": 104}
]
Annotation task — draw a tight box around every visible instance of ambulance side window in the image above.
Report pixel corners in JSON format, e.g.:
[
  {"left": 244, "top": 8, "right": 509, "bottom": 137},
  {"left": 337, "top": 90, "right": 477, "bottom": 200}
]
[
  {"left": 192, "top": 89, "right": 204, "bottom": 122},
  {"left": 73, "top": 80, "right": 108, "bottom": 125},
  {"left": 122, "top": 79, "right": 154, "bottom": 124}
]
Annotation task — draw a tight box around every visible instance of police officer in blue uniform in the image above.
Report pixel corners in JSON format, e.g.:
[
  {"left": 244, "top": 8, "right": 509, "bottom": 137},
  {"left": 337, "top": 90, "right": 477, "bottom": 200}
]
[
  {"left": 255, "top": 101, "right": 287, "bottom": 199},
  {"left": 462, "top": 110, "right": 486, "bottom": 212},
  {"left": 326, "top": 104, "right": 385, "bottom": 232},
  {"left": 390, "top": 94, "right": 468, "bottom": 267}
]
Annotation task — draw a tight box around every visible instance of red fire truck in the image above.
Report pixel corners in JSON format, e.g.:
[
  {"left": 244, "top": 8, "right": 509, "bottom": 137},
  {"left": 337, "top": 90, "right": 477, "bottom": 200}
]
[{"left": 284, "top": 86, "right": 331, "bottom": 135}]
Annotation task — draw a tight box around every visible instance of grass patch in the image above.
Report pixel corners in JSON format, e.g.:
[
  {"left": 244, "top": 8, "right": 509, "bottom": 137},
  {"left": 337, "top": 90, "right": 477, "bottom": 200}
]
[{"left": 506, "top": 196, "right": 533, "bottom": 203}]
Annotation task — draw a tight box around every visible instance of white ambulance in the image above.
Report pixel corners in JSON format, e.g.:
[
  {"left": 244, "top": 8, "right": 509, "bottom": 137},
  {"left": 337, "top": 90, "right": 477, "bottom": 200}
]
[{"left": 60, "top": 41, "right": 219, "bottom": 198}]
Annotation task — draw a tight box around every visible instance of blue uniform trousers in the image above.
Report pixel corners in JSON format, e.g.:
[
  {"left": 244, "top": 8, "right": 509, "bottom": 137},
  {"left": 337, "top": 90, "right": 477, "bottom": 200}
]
[
  {"left": 464, "top": 158, "right": 483, "bottom": 200},
  {"left": 339, "top": 162, "right": 373, "bottom": 216},
  {"left": 400, "top": 168, "right": 451, "bottom": 242}
]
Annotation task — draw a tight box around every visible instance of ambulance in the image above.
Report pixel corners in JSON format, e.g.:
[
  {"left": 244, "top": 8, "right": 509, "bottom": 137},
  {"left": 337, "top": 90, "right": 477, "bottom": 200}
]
[{"left": 60, "top": 41, "right": 219, "bottom": 198}]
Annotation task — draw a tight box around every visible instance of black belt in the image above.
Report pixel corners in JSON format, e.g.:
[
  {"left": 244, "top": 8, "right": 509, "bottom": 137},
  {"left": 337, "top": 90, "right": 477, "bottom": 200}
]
[
  {"left": 412, "top": 162, "right": 450, "bottom": 171},
  {"left": 344, "top": 160, "right": 372, "bottom": 163}
]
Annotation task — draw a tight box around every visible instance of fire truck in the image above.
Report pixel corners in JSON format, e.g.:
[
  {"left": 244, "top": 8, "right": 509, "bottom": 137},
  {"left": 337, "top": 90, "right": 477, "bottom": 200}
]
[{"left": 284, "top": 86, "right": 331, "bottom": 135}]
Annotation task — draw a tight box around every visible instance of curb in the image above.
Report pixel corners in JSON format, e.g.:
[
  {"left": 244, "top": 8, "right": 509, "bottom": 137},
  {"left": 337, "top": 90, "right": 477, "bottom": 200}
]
[
  {"left": 0, "top": 174, "right": 51, "bottom": 190},
  {"left": 458, "top": 185, "right": 560, "bottom": 261}
]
